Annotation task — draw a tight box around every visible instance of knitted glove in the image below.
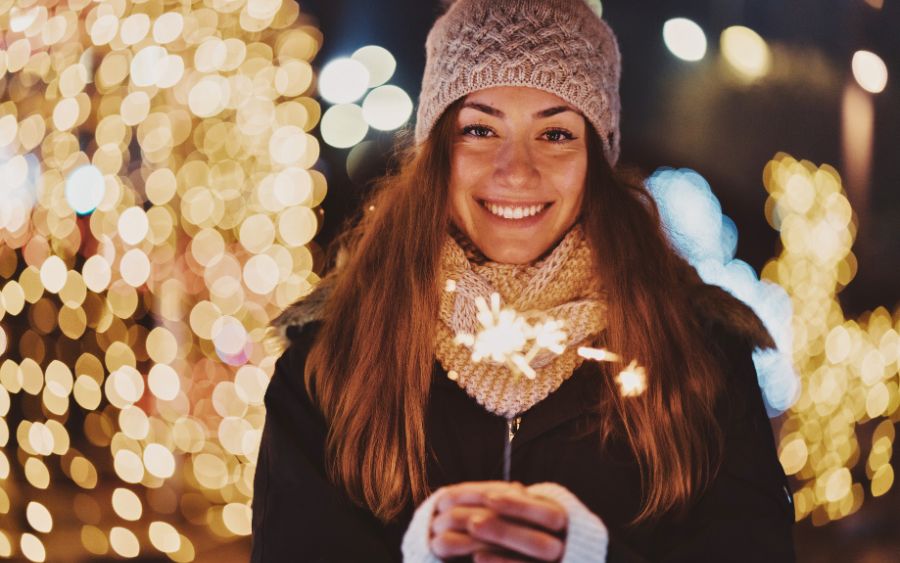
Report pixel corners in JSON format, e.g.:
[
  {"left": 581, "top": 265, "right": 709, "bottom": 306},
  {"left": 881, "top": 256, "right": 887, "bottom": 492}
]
[
  {"left": 528, "top": 482, "right": 609, "bottom": 563},
  {"left": 401, "top": 482, "right": 608, "bottom": 563},
  {"left": 401, "top": 489, "right": 443, "bottom": 563}
]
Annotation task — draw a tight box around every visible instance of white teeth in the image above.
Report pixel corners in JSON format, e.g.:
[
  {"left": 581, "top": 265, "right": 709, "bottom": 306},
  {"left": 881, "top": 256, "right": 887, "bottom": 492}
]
[{"left": 484, "top": 201, "right": 547, "bottom": 219}]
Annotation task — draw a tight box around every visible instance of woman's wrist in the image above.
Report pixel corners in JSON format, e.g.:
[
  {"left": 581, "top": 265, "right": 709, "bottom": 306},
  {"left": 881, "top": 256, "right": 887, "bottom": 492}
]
[{"left": 526, "top": 483, "right": 609, "bottom": 563}]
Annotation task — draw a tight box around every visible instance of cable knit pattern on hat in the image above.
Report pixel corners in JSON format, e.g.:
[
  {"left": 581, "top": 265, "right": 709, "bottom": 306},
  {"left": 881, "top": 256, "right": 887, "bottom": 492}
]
[
  {"left": 416, "top": 0, "right": 622, "bottom": 165},
  {"left": 435, "top": 224, "right": 608, "bottom": 418}
]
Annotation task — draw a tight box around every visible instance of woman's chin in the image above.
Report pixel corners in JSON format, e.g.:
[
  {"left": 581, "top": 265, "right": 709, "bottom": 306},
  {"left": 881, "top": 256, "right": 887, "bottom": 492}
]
[{"left": 475, "top": 236, "right": 552, "bottom": 264}]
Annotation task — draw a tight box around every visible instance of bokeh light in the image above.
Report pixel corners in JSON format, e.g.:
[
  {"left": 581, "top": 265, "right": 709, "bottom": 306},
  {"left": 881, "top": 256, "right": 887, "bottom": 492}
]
[
  {"left": 352, "top": 45, "right": 397, "bottom": 87},
  {"left": 851, "top": 50, "right": 888, "bottom": 94},
  {"left": 321, "top": 104, "right": 369, "bottom": 148},
  {"left": 759, "top": 154, "right": 898, "bottom": 526},
  {"left": 362, "top": 86, "right": 414, "bottom": 131},
  {"left": 662, "top": 18, "right": 708, "bottom": 62},
  {"left": 318, "top": 58, "right": 370, "bottom": 104},
  {"left": 0, "top": 0, "right": 325, "bottom": 559},
  {"left": 648, "top": 168, "right": 799, "bottom": 412},
  {"left": 720, "top": 25, "right": 772, "bottom": 80},
  {"left": 65, "top": 165, "right": 106, "bottom": 216}
]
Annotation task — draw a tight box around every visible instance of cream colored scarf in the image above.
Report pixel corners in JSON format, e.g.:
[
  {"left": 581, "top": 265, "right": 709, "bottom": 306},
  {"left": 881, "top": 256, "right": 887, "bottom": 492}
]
[{"left": 434, "top": 224, "right": 608, "bottom": 418}]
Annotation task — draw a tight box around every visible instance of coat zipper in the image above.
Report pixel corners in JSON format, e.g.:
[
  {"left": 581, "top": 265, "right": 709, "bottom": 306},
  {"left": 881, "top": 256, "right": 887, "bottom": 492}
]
[{"left": 503, "top": 416, "right": 522, "bottom": 481}]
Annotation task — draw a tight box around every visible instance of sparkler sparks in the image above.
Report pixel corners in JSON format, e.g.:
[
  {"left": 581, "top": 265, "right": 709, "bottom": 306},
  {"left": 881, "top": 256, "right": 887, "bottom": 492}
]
[
  {"left": 615, "top": 360, "right": 648, "bottom": 397},
  {"left": 450, "top": 290, "right": 646, "bottom": 395}
]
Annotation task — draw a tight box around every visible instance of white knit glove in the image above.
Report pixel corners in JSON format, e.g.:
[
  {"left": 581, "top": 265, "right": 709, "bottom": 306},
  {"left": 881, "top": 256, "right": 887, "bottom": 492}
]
[{"left": 401, "top": 482, "right": 608, "bottom": 563}]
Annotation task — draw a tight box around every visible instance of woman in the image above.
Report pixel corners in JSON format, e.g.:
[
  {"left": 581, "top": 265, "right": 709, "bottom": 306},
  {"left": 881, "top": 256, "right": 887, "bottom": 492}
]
[{"left": 251, "top": 1, "right": 796, "bottom": 561}]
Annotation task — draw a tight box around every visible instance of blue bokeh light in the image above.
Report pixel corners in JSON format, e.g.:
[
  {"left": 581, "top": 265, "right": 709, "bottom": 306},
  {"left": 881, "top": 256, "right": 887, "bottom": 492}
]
[{"left": 647, "top": 167, "right": 800, "bottom": 414}]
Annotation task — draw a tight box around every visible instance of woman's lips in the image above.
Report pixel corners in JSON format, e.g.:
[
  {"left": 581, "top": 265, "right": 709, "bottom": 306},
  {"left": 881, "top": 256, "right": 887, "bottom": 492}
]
[{"left": 476, "top": 198, "right": 554, "bottom": 225}]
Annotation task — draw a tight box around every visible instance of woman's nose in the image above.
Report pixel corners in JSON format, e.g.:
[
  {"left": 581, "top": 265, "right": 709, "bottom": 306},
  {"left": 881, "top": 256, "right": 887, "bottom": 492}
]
[{"left": 493, "top": 137, "right": 538, "bottom": 189}]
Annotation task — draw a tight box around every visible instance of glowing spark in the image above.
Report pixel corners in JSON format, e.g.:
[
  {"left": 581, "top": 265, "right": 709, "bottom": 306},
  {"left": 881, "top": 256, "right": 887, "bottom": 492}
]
[
  {"left": 532, "top": 320, "right": 567, "bottom": 355},
  {"left": 577, "top": 346, "right": 621, "bottom": 363},
  {"left": 616, "top": 360, "right": 647, "bottom": 397},
  {"left": 453, "top": 292, "right": 569, "bottom": 379},
  {"left": 470, "top": 294, "right": 529, "bottom": 364}
]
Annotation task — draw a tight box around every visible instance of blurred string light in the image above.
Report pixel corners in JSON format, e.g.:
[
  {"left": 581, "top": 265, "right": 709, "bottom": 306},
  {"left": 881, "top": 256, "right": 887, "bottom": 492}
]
[
  {"left": 647, "top": 168, "right": 799, "bottom": 413},
  {"left": 64, "top": 165, "right": 107, "bottom": 216},
  {"left": 720, "top": 25, "right": 772, "bottom": 81},
  {"left": 318, "top": 45, "right": 413, "bottom": 150},
  {"left": 662, "top": 18, "right": 708, "bottom": 62},
  {"left": 851, "top": 50, "right": 888, "bottom": 94},
  {"left": 0, "top": 0, "right": 326, "bottom": 560},
  {"left": 0, "top": 149, "right": 41, "bottom": 233},
  {"left": 321, "top": 104, "right": 369, "bottom": 149},
  {"left": 318, "top": 58, "right": 370, "bottom": 104},
  {"left": 863, "top": 0, "right": 884, "bottom": 9},
  {"left": 759, "top": 154, "right": 898, "bottom": 526},
  {"left": 352, "top": 45, "right": 396, "bottom": 88},
  {"left": 651, "top": 160, "right": 899, "bottom": 524}
]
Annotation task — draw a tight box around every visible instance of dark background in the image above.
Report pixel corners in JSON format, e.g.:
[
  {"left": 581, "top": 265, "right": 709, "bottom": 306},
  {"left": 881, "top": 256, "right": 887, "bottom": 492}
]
[{"left": 295, "top": 1, "right": 899, "bottom": 561}]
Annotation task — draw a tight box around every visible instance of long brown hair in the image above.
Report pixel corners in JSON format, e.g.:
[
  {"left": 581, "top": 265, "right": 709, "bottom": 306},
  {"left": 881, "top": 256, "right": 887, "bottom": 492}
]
[{"left": 304, "top": 98, "right": 772, "bottom": 524}]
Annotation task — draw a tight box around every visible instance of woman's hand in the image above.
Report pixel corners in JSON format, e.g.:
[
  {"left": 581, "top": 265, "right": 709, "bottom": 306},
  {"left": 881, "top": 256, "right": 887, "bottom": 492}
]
[{"left": 429, "top": 481, "right": 568, "bottom": 562}]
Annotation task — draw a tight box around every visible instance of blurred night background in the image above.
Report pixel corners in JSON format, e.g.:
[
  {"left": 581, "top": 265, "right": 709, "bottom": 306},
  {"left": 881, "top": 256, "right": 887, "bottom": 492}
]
[{"left": 0, "top": 0, "right": 897, "bottom": 561}]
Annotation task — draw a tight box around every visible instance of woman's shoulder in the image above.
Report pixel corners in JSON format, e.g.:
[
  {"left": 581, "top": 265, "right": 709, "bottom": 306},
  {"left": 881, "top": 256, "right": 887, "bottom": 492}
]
[
  {"left": 265, "top": 320, "right": 323, "bottom": 411},
  {"left": 695, "top": 307, "right": 774, "bottom": 433}
]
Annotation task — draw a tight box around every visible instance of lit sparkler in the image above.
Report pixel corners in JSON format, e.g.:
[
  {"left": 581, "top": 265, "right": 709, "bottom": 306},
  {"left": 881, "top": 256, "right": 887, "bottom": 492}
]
[{"left": 449, "top": 290, "right": 647, "bottom": 396}]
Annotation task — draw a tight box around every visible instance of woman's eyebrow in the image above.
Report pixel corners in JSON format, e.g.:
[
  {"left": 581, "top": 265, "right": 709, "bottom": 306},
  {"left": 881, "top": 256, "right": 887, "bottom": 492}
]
[
  {"left": 461, "top": 102, "right": 577, "bottom": 119},
  {"left": 461, "top": 102, "right": 504, "bottom": 117},
  {"left": 534, "top": 106, "right": 576, "bottom": 118}
]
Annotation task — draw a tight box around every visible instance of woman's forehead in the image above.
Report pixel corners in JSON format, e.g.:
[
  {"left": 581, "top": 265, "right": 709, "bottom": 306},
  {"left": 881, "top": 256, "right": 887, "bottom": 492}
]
[{"left": 459, "top": 87, "right": 582, "bottom": 120}]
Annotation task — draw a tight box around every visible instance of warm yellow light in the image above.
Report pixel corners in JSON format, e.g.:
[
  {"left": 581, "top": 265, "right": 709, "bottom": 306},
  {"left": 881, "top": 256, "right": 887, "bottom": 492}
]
[
  {"left": 824, "top": 467, "right": 852, "bottom": 502},
  {"left": 113, "top": 449, "right": 145, "bottom": 484},
  {"left": 720, "top": 25, "right": 771, "bottom": 80},
  {"left": 39, "top": 256, "right": 67, "bottom": 294},
  {"left": 120, "top": 13, "right": 150, "bottom": 45},
  {"left": 73, "top": 375, "right": 102, "bottom": 410},
  {"left": 243, "top": 255, "right": 280, "bottom": 295},
  {"left": 109, "top": 527, "right": 140, "bottom": 558},
  {"left": 144, "top": 443, "right": 176, "bottom": 479},
  {"left": 19, "top": 533, "right": 46, "bottom": 563},
  {"left": 149, "top": 521, "right": 182, "bottom": 553},
  {"left": 779, "top": 435, "right": 809, "bottom": 475},
  {"left": 352, "top": 45, "right": 397, "bottom": 87},
  {"left": 148, "top": 364, "right": 181, "bottom": 401},
  {"left": 222, "top": 503, "right": 252, "bottom": 536},
  {"left": 119, "top": 406, "right": 150, "bottom": 440},
  {"left": 112, "top": 488, "right": 143, "bottom": 521},
  {"left": 153, "top": 12, "right": 184, "bottom": 44},
  {"left": 362, "top": 86, "right": 414, "bottom": 131},
  {"left": 851, "top": 50, "right": 888, "bottom": 94},
  {"left": 871, "top": 464, "right": 894, "bottom": 497},
  {"left": 320, "top": 104, "right": 368, "bottom": 148},
  {"left": 25, "top": 502, "right": 53, "bottom": 534}
]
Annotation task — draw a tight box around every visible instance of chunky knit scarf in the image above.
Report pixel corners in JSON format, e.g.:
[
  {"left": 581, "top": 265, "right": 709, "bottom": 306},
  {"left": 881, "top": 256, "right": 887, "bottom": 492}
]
[{"left": 435, "top": 224, "right": 608, "bottom": 418}]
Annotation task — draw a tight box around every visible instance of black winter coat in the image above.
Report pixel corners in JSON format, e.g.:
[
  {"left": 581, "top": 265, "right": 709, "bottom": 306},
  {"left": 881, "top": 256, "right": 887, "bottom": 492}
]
[{"left": 251, "top": 318, "right": 796, "bottom": 562}]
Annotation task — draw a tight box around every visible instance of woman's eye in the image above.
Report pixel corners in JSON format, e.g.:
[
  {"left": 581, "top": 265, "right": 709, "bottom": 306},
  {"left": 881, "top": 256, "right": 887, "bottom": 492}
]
[
  {"left": 543, "top": 129, "right": 575, "bottom": 142},
  {"left": 461, "top": 124, "right": 494, "bottom": 137}
]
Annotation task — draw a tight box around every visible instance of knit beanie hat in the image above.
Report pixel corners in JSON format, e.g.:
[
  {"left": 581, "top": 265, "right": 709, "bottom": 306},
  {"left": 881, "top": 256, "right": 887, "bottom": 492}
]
[{"left": 415, "top": 0, "right": 622, "bottom": 165}]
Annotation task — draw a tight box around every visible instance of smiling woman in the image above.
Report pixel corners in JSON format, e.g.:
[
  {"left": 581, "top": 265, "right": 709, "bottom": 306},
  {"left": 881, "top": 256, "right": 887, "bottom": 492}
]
[
  {"left": 251, "top": 1, "right": 796, "bottom": 562},
  {"left": 449, "top": 88, "right": 588, "bottom": 264}
]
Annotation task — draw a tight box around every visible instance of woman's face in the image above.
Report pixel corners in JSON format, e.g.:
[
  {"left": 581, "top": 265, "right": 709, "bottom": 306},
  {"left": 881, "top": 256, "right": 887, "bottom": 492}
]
[{"left": 448, "top": 86, "right": 588, "bottom": 264}]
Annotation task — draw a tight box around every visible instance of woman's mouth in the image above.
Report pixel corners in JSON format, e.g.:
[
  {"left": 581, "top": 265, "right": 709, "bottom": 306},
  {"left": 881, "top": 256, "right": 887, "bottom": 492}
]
[{"left": 477, "top": 198, "right": 553, "bottom": 221}]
